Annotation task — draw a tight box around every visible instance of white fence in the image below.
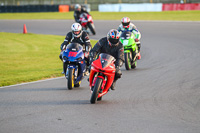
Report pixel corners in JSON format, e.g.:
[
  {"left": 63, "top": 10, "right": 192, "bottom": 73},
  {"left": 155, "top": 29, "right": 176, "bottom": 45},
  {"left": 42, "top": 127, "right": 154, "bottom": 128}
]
[{"left": 99, "top": 3, "right": 163, "bottom": 12}]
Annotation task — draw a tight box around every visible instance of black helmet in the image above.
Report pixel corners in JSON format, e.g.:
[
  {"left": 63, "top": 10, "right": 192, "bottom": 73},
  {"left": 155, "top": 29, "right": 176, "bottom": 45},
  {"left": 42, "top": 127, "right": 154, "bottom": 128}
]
[{"left": 107, "top": 29, "right": 120, "bottom": 47}]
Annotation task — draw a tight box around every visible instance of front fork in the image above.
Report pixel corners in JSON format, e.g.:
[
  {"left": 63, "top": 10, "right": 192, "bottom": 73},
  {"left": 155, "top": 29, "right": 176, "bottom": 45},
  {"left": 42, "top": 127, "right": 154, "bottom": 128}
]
[
  {"left": 91, "top": 73, "right": 107, "bottom": 93},
  {"left": 63, "top": 63, "right": 78, "bottom": 79}
]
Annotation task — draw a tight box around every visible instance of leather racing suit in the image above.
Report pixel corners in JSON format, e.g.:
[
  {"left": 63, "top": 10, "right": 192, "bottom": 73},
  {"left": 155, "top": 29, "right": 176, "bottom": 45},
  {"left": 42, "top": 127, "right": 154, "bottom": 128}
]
[
  {"left": 118, "top": 23, "right": 142, "bottom": 52},
  {"left": 60, "top": 31, "right": 91, "bottom": 66},
  {"left": 89, "top": 37, "right": 124, "bottom": 81},
  {"left": 74, "top": 8, "right": 90, "bottom": 24}
]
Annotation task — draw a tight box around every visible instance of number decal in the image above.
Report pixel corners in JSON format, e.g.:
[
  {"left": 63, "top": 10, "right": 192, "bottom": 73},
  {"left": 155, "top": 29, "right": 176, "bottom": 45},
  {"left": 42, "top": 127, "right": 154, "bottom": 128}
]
[{"left": 68, "top": 52, "right": 77, "bottom": 57}]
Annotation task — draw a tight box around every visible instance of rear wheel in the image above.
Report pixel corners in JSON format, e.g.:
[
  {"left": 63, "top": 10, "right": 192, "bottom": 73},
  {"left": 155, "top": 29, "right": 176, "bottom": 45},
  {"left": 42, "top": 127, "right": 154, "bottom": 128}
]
[
  {"left": 124, "top": 53, "right": 131, "bottom": 70},
  {"left": 90, "top": 78, "right": 103, "bottom": 104},
  {"left": 68, "top": 68, "right": 74, "bottom": 90},
  {"left": 87, "top": 22, "right": 96, "bottom": 35}
]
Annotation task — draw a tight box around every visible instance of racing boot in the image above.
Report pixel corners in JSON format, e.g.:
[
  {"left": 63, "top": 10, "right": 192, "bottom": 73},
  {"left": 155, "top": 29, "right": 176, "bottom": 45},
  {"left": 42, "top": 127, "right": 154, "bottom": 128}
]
[
  {"left": 137, "top": 52, "right": 141, "bottom": 60},
  {"left": 136, "top": 43, "right": 141, "bottom": 60},
  {"left": 110, "top": 80, "right": 117, "bottom": 90},
  {"left": 84, "top": 66, "right": 89, "bottom": 76}
]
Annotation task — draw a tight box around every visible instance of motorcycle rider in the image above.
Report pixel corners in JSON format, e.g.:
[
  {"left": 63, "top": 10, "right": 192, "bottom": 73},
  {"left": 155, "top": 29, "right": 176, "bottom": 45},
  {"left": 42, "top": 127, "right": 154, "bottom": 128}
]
[
  {"left": 74, "top": 4, "right": 90, "bottom": 24},
  {"left": 89, "top": 29, "right": 124, "bottom": 90},
  {"left": 59, "top": 23, "right": 91, "bottom": 75},
  {"left": 118, "top": 17, "right": 141, "bottom": 59}
]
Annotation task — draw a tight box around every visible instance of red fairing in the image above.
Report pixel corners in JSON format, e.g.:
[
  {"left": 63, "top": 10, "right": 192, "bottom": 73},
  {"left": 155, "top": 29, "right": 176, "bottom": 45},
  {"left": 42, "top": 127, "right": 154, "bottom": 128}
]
[
  {"left": 89, "top": 54, "right": 116, "bottom": 98},
  {"left": 79, "top": 13, "right": 94, "bottom": 28}
]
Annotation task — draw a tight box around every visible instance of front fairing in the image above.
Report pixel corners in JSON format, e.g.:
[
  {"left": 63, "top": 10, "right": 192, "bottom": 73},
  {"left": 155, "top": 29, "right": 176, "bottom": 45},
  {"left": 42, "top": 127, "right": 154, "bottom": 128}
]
[
  {"left": 120, "top": 31, "right": 137, "bottom": 51},
  {"left": 80, "top": 13, "right": 89, "bottom": 23},
  {"left": 92, "top": 53, "right": 116, "bottom": 73},
  {"left": 80, "top": 13, "right": 93, "bottom": 26},
  {"left": 62, "top": 43, "right": 84, "bottom": 63},
  {"left": 89, "top": 54, "right": 116, "bottom": 96}
]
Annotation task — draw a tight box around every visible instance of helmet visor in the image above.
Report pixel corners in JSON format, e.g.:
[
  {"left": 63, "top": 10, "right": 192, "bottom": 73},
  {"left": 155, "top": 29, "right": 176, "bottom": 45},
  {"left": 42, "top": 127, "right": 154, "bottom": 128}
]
[
  {"left": 109, "top": 38, "right": 119, "bottom": 45},
  {"left": 73, "top": 31, "right": 81, "bottom": 35},
  {"left": 122, "top": 22, "right": 130, "bottom": 27},
  {"left": 75, "top": 8, "right": 81, "bottom": 11}
]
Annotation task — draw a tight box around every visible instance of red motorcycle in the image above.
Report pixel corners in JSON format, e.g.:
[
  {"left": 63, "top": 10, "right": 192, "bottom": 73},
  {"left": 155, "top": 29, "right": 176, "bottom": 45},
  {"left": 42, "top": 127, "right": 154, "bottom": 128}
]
[
  {"left": 89, "top": 53, "right": 116, "bottom": 104},
  {"left": 79, "top": 13, "right": 96, "bottom": 35}
]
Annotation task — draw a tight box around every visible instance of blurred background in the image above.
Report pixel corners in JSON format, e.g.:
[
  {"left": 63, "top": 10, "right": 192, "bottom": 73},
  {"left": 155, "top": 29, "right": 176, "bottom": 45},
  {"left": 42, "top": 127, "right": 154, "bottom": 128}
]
[{"left": 0, "top": 0, "right": 199, "bottom": 12}]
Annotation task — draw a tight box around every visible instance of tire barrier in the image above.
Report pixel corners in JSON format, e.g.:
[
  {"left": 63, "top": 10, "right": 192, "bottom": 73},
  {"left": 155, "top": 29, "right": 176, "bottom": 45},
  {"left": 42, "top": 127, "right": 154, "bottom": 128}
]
[{"left": 0, "top": 5, "right": 60, "bottom": 13}]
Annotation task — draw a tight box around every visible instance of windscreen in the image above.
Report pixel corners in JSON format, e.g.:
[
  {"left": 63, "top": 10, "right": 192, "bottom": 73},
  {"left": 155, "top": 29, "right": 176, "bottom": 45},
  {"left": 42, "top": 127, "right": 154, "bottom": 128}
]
[
  {"left": 66, "top": 43, "right": 83, "bottom": 52},
  {"left": 120, "top": 31, "right": 131, "bottom": 39},
  {"left": 80, "top": 13, "right": 88, "bottom": 19},
  {"left": 99, "top": 53, "right": 115, "bottom": 68}
]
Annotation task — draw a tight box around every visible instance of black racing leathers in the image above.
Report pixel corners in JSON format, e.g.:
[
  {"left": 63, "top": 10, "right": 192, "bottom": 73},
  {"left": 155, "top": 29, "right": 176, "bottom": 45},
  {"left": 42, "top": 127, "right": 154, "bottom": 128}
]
[
  {"left": 74, "top": 9, "right": 90, "bottom": 24},
  {"left": 60, "top": 31, "right": 91, "bottom": 66},
  {"left": 89, "top": 37, "right": 124, "bottom": 80},
  {"left": 60, "top": 31, "right": 91, "bottom": 51}
]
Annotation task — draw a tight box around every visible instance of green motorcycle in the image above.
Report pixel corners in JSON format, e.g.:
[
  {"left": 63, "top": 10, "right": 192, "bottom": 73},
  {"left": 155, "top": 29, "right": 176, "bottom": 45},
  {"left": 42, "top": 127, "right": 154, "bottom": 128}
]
[{"left": 120, "top": 31, "right": 138, "bottom": 70}]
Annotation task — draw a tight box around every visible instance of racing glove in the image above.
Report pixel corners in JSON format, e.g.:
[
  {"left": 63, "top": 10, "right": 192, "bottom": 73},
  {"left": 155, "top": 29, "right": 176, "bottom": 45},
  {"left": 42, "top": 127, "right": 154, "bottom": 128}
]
[{"left": 115, "top": 66, "right": 122, "bottom": 79}]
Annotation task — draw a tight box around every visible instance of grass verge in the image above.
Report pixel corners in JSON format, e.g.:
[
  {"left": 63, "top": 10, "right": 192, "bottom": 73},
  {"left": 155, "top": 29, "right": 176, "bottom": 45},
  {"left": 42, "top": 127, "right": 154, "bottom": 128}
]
[
  {"left": 0, "top": 11, "right": 200, "bottom": 21},
  {"left": 0, "top": 32, "right": 97, "bottom": 87}
]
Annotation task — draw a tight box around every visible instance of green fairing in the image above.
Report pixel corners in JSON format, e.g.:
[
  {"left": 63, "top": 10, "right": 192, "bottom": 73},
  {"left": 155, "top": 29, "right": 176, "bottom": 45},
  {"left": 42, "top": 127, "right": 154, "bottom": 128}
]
[
  {"left": 120, "top": 31, "right": 138, "bottom": 70},
  {"left": 120, "top": 32, "right": 137, "bottom": 52}
]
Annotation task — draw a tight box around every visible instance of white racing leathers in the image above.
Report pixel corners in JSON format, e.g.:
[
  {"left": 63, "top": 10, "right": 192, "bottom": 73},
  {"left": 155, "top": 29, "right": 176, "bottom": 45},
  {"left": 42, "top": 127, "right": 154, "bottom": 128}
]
[{"left": 118, "top": 23, "right": 141, "bottom": 52}]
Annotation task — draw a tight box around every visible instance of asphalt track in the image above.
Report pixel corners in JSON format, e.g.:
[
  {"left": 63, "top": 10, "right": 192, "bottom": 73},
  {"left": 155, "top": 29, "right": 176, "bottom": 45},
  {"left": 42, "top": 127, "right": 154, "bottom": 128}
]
[{"left": 0, "top": 20, "right": 200, "bottom": 133}]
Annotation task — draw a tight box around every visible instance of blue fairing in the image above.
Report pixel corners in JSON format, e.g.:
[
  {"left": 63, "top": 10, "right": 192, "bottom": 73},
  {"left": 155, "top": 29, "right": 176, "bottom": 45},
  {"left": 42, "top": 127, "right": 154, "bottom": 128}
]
[
  {"left": 62, "top": 44, "right": 84, "bottom": 62},
  {"left": 62, "top": 43, "right": 86, "bottom": 84}
]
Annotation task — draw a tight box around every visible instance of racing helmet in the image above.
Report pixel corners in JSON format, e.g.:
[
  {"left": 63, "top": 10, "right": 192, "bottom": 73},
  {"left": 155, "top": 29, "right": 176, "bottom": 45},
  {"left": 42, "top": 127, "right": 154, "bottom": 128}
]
[
  {"left": 71, "top": 23, "right": 82, "bottom": 38},
  {"left": 107, "top": 29, "right": 120, "bottom": 47},
  {"left": 121, "top": 17, "right": 130, "bottom": 28},
  {"left": 74, "top": 4, "right": 81, "bottom": 12}
]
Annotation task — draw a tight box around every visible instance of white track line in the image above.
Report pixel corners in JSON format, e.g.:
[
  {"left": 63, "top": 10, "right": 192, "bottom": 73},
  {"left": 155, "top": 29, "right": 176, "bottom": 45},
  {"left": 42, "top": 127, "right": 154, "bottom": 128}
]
[{"left": 0, "top": 76, "right": 65, "bottom": 89}]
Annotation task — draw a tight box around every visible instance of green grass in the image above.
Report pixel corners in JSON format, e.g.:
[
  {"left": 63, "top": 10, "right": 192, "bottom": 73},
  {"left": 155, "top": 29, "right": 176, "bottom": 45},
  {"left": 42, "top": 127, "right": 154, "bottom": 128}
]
[
  {"left": 0, "top": 10, "right": 199, "bottom": 86},
  {"left": 0, "top": 32, "right": 97, "bottom": 87},
  {"left": 0, "top": 11, "right": 200, "bottom": 21}
]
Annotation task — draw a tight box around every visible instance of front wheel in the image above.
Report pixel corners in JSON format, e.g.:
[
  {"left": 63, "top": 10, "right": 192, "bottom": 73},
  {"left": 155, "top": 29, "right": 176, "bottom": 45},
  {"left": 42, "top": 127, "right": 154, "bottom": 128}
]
[
  {"left": 90, "top": 78, "right": 103, "bottom": 104},
  {"left": 68, "top": 68, "right": 75, "bottom": 90},
  {"left": 124, "top": 53, "right": 131, "bottom": 70},
  {"left": 87, "top": 22, "right": 96, "bottom": 35}
]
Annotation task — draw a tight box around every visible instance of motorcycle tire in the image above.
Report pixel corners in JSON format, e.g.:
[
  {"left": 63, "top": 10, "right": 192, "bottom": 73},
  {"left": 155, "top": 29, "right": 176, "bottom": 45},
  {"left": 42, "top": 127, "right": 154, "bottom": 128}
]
[
  {"left": 124, "top": 53, "right": 131, "bottom": 70},
  {"left": 87, "top": 22, "right": 96, "bottom": 35},
  {"left": 90, "top": 77, "right": 103, "bottom": 104},
  {"left": 68, "top": 68, "right": 75, "bottom": 90}
]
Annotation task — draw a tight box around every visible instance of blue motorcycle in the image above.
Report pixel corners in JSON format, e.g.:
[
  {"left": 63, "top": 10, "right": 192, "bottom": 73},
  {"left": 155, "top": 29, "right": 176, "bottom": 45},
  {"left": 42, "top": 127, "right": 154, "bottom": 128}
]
[{"left": 62, "top": 43, "right": 86, "bottom": 90}]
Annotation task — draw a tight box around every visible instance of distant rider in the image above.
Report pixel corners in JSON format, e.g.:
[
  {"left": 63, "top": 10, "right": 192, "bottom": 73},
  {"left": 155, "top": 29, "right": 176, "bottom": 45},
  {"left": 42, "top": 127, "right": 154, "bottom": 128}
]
[
  {"left": 59, "top": 23, "right": 91, "bottom": 75},
  {"left": 118, "top": 17, "right": 141, "bottom": 59},
  {"left": 89, "top": 29, "right": 124, "bottom": 90},
  {"left": 74, "top": 4, "right": 90, "bottom": 24}
]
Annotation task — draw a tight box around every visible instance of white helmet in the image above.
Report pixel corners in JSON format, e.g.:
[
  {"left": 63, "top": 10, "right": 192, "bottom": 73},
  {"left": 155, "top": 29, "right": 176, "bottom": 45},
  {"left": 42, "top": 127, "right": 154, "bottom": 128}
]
[
  {"left": 71, "top": 23, "right": 82, "bottom": 38},
  {"left": 121, "top": 17, "right": 130, "bottom": 28}
]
